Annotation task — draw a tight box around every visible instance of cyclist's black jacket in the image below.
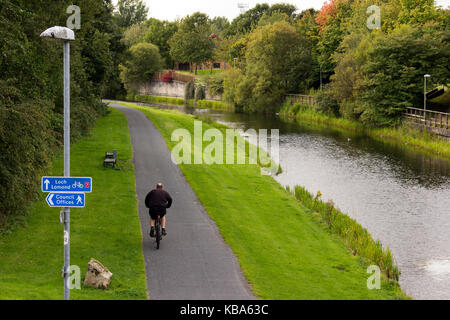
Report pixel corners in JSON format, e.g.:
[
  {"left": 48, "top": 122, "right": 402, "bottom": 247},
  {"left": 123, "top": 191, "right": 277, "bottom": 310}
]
[{"left": 145, "top": 189, "right": 172, "bottom": 210}]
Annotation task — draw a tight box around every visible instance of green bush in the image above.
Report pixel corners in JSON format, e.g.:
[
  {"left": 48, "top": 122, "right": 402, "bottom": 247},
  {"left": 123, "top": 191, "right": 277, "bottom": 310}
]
[
  {"left": 194, "top": 85, "right": 206, "bottom": 102},
  {"left": 315, "top": 85, "right": 340, "bottom": 116},
  {"left": 119, "top": 43, "right": 163, "bottom": 92},
  {"left": 0, "top": 99, "right": 56, "bottom": 226},
  {"left": 223, "top": 68, "right": 246, "bottom": 110},
  {"left": 205, "top": 72, "right": 226, "bottom": 96},
  {"left": 223, "top": 21, "right": 312, "bottom": 113},
  {"left": 0, "top": 0, "right": 119, "bottom": 224},
  {"left": 184, "top": 81, "right": 195, "bottom": 101},
  {"left": 339, "top": 99, "right": 362, "bottom": 120},
  {"left": 126, "top": 93, "right": 136, "bottom": 101},
  {"left": 359, "top": 25, "right": 449, "bottom": 126}
]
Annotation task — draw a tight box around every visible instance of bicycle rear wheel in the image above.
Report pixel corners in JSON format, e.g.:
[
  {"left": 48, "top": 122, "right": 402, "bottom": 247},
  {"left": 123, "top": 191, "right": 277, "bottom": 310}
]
[{"left": 155, "top": 220, "right": 161, "bottom": 250}]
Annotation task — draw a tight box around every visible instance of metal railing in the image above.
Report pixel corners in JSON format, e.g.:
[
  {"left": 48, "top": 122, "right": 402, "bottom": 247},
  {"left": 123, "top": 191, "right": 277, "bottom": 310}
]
[
  {"left": 405, "top": 107, "right": 449, "bottom": 130},
  {"left": 285, "top": 94, "right": 316, "bottom": 106}
]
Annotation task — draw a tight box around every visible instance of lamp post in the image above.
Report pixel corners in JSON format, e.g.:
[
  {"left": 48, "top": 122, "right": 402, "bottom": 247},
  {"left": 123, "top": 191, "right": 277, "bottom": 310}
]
[
  {"left": 424, "top": 74, "right": 431, "bottom": 124},
  {"left": 40, "top": 26, "right": 75, "bottom": 301}
]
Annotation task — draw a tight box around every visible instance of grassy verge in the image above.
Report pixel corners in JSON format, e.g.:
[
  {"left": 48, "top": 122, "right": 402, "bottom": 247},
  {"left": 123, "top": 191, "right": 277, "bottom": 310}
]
[
  {"left": 280, "top": 102, "right": 450, "bottom": 161},
  {"left": 0, "top": 108, "right": 146, "bottom": 300},
  {"left": 195, "top": 99, "right": 234, "bottom": 111},
  {"left": 129, "top": 93, "right": 185, "bottom": 106},
  {"left": 116, "top": 101, "right": 407, "bottom": 300},
  {"left": 126, "top": 93, "right": 234, "bottom": 111}
]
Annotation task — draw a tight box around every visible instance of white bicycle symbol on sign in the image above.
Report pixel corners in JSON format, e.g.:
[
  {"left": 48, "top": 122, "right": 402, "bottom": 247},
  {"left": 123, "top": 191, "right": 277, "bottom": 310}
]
[{"left": 72, "top": 181, "right": 83, "bottom": 189}]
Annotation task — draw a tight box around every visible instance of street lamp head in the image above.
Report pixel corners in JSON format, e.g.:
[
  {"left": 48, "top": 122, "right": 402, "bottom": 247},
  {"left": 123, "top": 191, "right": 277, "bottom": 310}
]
[
  {"left": 40, "top": 26, "right": 75, "bottom": 41},
  {"left": 424, "top": 74, "right": 431, "bottom": 78}
]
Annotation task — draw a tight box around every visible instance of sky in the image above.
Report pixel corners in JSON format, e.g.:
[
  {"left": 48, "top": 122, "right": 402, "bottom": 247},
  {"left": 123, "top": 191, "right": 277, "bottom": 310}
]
[
  {"left": 145, "top": 0, "right": 326, "bottom": 21},
  {"left": 113, "top": 0, "right": 450, "bottom": 22}
]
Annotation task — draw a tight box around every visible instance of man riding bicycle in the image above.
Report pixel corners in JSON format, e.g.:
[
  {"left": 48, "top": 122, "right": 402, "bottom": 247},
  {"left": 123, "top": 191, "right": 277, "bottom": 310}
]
[{"left": 145, "top": 183, "right": 172, "bottom": 238}]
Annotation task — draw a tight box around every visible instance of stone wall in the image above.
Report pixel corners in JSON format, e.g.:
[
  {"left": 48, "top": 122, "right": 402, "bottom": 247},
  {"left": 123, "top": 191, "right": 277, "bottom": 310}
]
[
  {"left": 138, "top": 80, "right": 222, "bottom": 101},
  {"left": 139, "top": 80, "right": 185, "bottom": 98}
]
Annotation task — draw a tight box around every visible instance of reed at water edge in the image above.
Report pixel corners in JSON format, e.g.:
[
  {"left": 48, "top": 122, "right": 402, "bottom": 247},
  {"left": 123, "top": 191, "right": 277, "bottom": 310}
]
[{"left": 288, "top": 185, "right": 400, "bottom": 282}]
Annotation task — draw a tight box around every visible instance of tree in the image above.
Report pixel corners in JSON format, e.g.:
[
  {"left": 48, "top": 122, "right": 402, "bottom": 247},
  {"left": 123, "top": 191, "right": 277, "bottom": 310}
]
[
  {"left": 269, "top": 3, "right": 297, "bottom": 17},
  {"left": 316, "top": 0, "right": 339, "bottom": 30},
  {"left": 397, "top": 0, "right": 443, "bottom": 25},
  {"left": 228, "top": 35, "right": 250, "bottom": 67},
  {"left": 168, "top": 12, "right": 214, "bottom": 74},
  {"left": 316, "top": 0, "right": 352, "bottom": 78},
  {"left": 257, "top": 11, "right": 293, "bottom": 28},
  {"left": 120, "top": 43, "right": 163, "bottom": 92},
  {"left": 224, "top": 21, "right": 312, "bottom": 113},
  {"left": 115, "top": 0, "right": 148, "bottom": 28},
  {"left": 360, "top": 24, "right": 450, "bottom": 126},
  {"left": 0, "top": 0, "right": 120, "bottom": 221},
  {"left": 225, "top": 3, "right": 298, "bottom": 36},
  {"left": 225, "top": 3, "right": 271, "bottom": 36},
  {"left": 328, "top": 32, "right": 373, "bottom": 119},
  {"left": 143, "top": 18, "right": 178, "bottom": 68},
  {"left": 296, "top": 9, "right": 321, "bottom": 88},
  {"left": 209, "top": 16, "right": 230, "bottom": 38},
  {"left": 223, "top": 68, "right": 246, "bottom": 112},
  {"left": 121, "top": 23, "right": 147, "bottom": 47}
]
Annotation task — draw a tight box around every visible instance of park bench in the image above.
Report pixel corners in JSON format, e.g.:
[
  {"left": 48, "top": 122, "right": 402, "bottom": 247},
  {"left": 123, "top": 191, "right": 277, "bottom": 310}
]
[{"left": 103, "top": 149, "right": 117, "bottom": 168}]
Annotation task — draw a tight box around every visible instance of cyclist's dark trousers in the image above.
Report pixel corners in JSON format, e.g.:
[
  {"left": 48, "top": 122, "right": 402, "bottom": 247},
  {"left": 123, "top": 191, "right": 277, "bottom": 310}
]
[{"left": 149, "top": 206, "right": 166, "bottom": 220}]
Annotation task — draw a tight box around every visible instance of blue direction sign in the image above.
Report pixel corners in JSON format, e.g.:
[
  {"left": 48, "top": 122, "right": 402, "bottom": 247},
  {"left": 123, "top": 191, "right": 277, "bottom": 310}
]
[
  {"left": 46, "top": 192, "right": 85, "bottom": 208},
  {"left": 42, "top": 177, "right": 92, "bottom": 193}
]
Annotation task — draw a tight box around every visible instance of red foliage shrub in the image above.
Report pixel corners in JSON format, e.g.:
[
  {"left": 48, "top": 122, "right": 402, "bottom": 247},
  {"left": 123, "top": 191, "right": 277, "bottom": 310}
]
[{"left": 161, "top": 70, "right": 174, "bottom": 83}]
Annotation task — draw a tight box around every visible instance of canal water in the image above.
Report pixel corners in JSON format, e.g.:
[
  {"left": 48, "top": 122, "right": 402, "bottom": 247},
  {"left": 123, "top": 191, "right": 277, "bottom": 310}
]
[{"left": 145, "top": 103, "right": 450, "bottom": 299}]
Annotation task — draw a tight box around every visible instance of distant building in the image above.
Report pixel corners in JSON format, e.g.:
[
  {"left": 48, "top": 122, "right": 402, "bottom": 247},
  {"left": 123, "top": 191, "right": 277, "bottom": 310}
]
[
  {"left": 173, "top": 33, "right": 231, "bottom": 72},
  {"left": 173, "top": 60, "right": 230, "bottom": 72}
]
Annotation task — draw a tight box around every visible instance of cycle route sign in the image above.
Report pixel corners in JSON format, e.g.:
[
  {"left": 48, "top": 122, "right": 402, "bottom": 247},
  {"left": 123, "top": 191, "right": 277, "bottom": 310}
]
[
  {"left": 46, "top": 192, "right": 85, "bottom": 208},
  {"left": 42, "top": 176, "right": 92, "bottom": 208},
  {"left": 41, "top": 177, "right": 92, "bottom": 193}
]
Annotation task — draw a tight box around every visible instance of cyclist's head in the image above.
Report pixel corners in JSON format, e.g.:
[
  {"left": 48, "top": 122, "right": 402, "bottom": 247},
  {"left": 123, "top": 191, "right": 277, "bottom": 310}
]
[{"left": 156, "top": 183, "right": 163, "bottom": 189}]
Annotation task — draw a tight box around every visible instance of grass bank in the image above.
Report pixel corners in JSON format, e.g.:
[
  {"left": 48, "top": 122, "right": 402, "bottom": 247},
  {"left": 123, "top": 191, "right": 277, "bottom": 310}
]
[
  {"left": 129, "top": 93, "right": 185, "bottom": 106},
  {"left": 290, "top": 186, "right": 399, "bottom": 280},
  {"left": 126, "top": 93, "right": 233, "bottom": 111},
  {"left": 195, "top": 99, "right": 234, "bottom": 111},
  {"left": 116, "top": 101, "right": 407, "bottom": 300},
  {"left": 0, "top": 108, "right": 146, "bottom": 300},
  {"left": 280, "top": 102, "right": 450, "bottom": 161}
]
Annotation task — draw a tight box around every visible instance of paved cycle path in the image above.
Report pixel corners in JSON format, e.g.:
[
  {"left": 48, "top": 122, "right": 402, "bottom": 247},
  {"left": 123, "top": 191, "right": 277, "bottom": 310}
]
[{"left": 110, "top": 103, "right": 254, "bottom": 300}]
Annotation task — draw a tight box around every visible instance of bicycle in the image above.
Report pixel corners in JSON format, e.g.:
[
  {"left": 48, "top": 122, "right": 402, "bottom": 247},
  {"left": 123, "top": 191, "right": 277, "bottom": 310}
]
[{"left": 154, "top": 215, "right": 162, "bottom": 250}]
